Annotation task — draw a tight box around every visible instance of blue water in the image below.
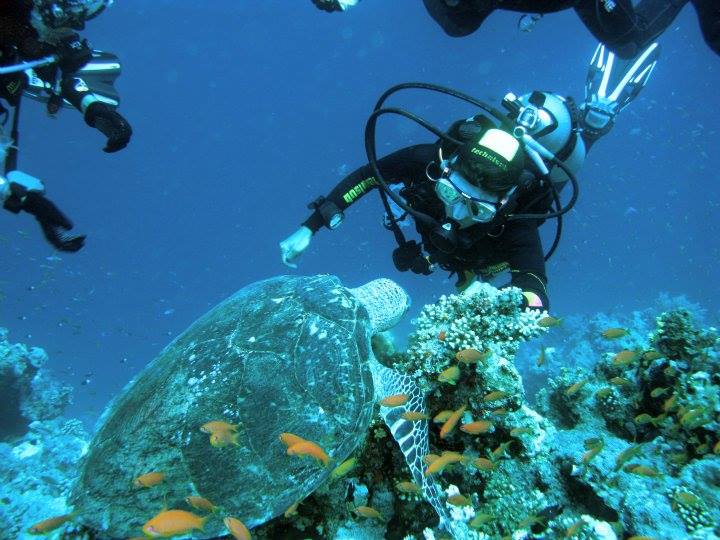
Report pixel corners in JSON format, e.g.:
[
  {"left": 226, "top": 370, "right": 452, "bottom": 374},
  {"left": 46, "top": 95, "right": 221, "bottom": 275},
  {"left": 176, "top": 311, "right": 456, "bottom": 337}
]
[{"left": 1, "top": 1, "right": 718, "bottom": 427}]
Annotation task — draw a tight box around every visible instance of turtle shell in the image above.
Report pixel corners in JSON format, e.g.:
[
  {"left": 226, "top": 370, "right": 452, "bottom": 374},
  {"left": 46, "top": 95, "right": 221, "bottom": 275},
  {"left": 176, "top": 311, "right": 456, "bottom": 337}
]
[{"left": 70, "top": 274, "right": 376, "bottom": 538}]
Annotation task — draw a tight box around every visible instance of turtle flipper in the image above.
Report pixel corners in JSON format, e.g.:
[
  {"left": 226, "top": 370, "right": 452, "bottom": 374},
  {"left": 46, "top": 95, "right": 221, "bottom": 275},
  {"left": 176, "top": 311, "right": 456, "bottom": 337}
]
[{"left": 372, "top": 362, "right": 468, "bottom": 538}]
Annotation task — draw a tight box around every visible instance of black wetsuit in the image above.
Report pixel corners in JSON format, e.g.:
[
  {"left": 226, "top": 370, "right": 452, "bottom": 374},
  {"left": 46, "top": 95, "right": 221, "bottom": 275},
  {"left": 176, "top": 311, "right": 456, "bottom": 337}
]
[
  {"left": 423, "top": 0, "right": 720, "bottom": 58},
  {"left": 303, "top": 124, "right": 553, "bottom": 308}
]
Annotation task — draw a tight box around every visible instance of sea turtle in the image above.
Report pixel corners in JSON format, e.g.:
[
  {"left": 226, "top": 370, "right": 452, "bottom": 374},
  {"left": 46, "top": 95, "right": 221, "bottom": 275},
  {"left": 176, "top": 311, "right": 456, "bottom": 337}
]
[{"left": 70, "top": 274, "right": 466, "bottom": 538}]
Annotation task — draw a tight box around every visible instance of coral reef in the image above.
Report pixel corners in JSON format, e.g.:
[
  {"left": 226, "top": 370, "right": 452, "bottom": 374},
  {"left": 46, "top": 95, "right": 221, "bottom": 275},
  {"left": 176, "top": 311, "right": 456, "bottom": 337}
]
[
  {"left": 0, "top": 328, "right": 89, "bottom": 540},
  {"left": 0, "top": 327, "right": 72, "bottom": 441}
]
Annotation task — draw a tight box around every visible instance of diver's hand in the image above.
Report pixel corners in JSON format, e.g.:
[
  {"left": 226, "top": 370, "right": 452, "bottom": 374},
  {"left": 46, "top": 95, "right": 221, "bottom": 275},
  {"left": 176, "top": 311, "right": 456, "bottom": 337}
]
[
  {"left": 280, "top": 226, "right": 313, "bottom": 269},
  {"left": 2, "top": 175, "right": 85, "bottom": 252},
  {"left": 56, "top": 36, "right": 92, "bottom": 74},
  {"left": 311, "top": 0, "right": 358, "bottom": 12},
  {"left": 84, "top": 101, "right": 132, "bottom": 153}
]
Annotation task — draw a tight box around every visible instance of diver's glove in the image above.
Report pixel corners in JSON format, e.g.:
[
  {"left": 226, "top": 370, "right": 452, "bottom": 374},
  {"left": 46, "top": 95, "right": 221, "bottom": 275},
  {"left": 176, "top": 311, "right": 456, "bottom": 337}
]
[
  {"left": 84, "top": 101, "right": 132, "bottom": 153},
  {"left": 280, "top": 226, "right": 313, "bottom": 268},
  {"left": 392, "top": 241, "right": 433, "bottom": 275},
  {"left": 311, "top": 0, "right": 359, "bottom": 12},
  {"left": 56, "top": 35, "right": 93, "bottom": 75},
  {"left": 1, "top": 172, "right": 85, "bottom": 252}
]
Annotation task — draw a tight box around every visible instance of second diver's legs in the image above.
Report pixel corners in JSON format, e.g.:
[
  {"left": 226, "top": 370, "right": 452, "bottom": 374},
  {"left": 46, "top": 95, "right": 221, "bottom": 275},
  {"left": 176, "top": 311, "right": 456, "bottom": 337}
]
[
  {"left": 575, "top": 0, "right": 688, "bottom": 58},
  {"left": 690, "top": 0, "right": 720, "bottom": 56},
  {"left": 422, "top": 0, "right": 495, "bottom": 37}
]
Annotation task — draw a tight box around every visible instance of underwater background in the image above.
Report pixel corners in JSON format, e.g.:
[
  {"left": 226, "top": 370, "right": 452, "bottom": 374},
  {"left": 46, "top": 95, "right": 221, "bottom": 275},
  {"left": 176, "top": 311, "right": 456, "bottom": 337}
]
[{"left": 1, "top": 1, "right": 719, "bottom": 539}]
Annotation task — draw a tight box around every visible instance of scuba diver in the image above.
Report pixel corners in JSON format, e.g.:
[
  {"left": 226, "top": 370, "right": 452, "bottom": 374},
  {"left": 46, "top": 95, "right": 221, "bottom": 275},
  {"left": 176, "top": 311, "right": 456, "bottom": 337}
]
[
  {"left": 280, "top": 42, "right": 660, "bottom": 309},
  {"left": 311, "top": 0, "right": 719, "bottom": 58},
  {"left": 0, "top": 0, "right": 132, "bottom": 252}
]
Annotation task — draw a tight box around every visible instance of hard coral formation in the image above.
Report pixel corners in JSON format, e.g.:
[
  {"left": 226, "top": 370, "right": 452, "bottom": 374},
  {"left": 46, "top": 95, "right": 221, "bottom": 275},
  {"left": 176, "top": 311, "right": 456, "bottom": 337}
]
[
  {"left": 0, "top": 328, "right": 72, "bottom": 441},
  {"left": 0, "top": 328, "right": 88, "bottom": 540}
]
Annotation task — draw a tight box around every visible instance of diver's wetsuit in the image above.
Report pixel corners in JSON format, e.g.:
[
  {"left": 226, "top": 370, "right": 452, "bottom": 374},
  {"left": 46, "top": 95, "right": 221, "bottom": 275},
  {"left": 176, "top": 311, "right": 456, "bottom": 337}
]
[
  {"left": 423, "top": 0, "right": 720, "bottom": 58},
  {"left": 303, "top": 141, "right": 552, "bottom": 308},
  {"left": 1, "top": 0, "right": 97, "bottom": 115}
]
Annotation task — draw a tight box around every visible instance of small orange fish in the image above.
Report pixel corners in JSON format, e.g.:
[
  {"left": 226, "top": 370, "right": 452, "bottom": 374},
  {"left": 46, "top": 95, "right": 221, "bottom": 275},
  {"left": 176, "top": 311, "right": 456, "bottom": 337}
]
[
  {"left": 680, "top": 408, "right": 708, "bottom": 428},
  {"left": 510, "top": 427, "right": 533, "bottom": 437},
  {"left": 536, "top": 346, "right": 546, "bottom": 367},
  {"left": 143, "top": 510, "right": 207, "bottom": 537},
  {"left": 472, "top": 457, "right": 496, "bottom": 471},
  {"left": 200, "top": 420, "right": 238, "bottom": 434},
  {"left": 354, "top": 505, "right": 383, "bottom": 519},
  {"left": 595, "top": 387, "right": 613, "bottom": 398},
  {"left": 623, "top": 463, "right": 662, "bottom": 478},
  {"left": 379, "top": 393, "right": 409, "bottom": 407},
  {"left": 279, "top": 432, "right": 307, "bottom": 448},
  {"left": 455, "top": 348, "right": 491, "bottom": 363},
  {"left": 612, "top": 350, "right": 638, "bottom": 366},
  {"left": 438, "top": 365, "right": 461, "bottom": 385},
  {"left": 609, "top": 376, "right": 633, "bottom": 387},
  {"left": 565, "top": 379, "right": 588, "bottom": 397},
  {"left": 401, "top": 411, "right": 430, "bottom": 421},
  {"left": 460, "top": 420, "right": 494, "bottom": 435},
  {"left": 517, "top": 514, "right": 545, "bottom": 529},
  {"left": 284, "top": 500, "right": 300, "bottom": 518},
  {"left": 601, "top": 327, "right": 628, "bottom": 339},
  {"left": 330, "top": 457, "right": 358, "bottom": 479},
  {"left": 439, "top": 404, "right": 466, "bottom": 439},
  {"left": 133, "top": 472, "right": 165, "bottom": 488},
  {"left": 538, "top": 316, "right": 562, "bottom": 328},
  {"left": 490, "top": 408, "right": 509, "bottom": 416},
  {"left": 662, "top": 394, "right": 677, "bottom": 412},
  {"left": 396, "top": 480, "right": 421, "bottom": 493},
  {"left": 223, "top": 516, "right": 251, "bottom": 540},
  {"left": 565, "top": 519, "right": 586, "bottom": 537},
  {"left": 483, "top": 390, "right": 509, "bottom": 402},
  {"left": 581, "top": 446, "right": 601, "bottom": 465},
  {"left": 423, "top": 453, "right": 462, "bottom": 476},
  {"left": 433, "top": 410, "right": 454, "bottom": 423},
  {"left": 185, "top": 496, "right": 216, "bottom": 512},
  {"left": 438, "top": 330, "right": 447, "bottom": 341},
  {"left": 492, "top": 441, "right": 513, "bottom": 459},
  {"left": 469, "top": 513, "right": 495, "bottom": 528},
  {"left": 210, "top": 430, "right": 240, "bottom": 448},
  {"left": 642, "top": 350, "right": 663, "bottom": 361},
  {"left": 447, "top": 494, "right": 471, "bottom": 506},
  {"left": 714, "top": 440, "right": 720, "bottom": 455},
  {"left": 614, "top": 444, "right": 643, "bottom": 470},
  {"left": 627, "top": 536, "right": 657, "bottom": 540},
  {"left": 423, "top": 453, "right": 440, "bottom": 465},
  {"left": 27, "top": 513, "right": 75, "bottom": 535},
  {"left": 287, "top": 440, "right": 330, "bottom": 465},
  {"left": 650, "top": 387, "right": 668, "bottom": 398}
]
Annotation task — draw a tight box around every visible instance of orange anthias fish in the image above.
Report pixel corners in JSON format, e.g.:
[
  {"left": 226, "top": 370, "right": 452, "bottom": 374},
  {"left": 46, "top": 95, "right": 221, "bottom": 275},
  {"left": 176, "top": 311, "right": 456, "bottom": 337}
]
[
  {"left": 433, "top": 410, "right": 454, "bottom": 423},
  {"left": 472, "top": 457, "right": 497, "bottom": 471},
  {"left": 185, "top": 496, "right": 216, "bottom": 512},
  {"left": 401, "top": 411, "right": 431, "bottom": 421},
  {"left": 200, "top": 420, "right": 238, "bottom": 434},
  {"left": 602, "top": 327, "right": 628, "bottom": 339},
  {"left": 483, "top": 390, "right": 509, "bottom": 402},
  {"left": 438, "top": 330, "right": 447, "bottom": 341},
  {"left": 142, "top": 510, "right": 207, "bottom": 537},
  {"left": 440, "top": 404, "right": 467, "bottom": 439},
  {"left": 538, "top": 315, "right": 562, "bottom": 328},
  {"left": 455, "top": 348, "right": 491, "bottom": 363},
  {"left": 438, "top": 365, "right": 461, "bottom": 385},
  {"left": 565, "top": 379, "right": 588, "bottom": 397},
  {"left": 210, "top": 430, "right": 240, "bottom": 448},
  {"left": 224, "top": 516, "right": 251, "bottom": 540},
  {"left": 379, "top": 393, "right": 409, "bottom": 407},
  {"left": 287, "top": 440, "right": 330, "bottom": 465},
  {"left": 612, "top": 349, "right": 639, "bottom": 366},
  {"left": 396, "top": 480, "right": 421, "bottom": 493},
  {"left": 27, "top": 513, "right": 75, "bottom": 535},
  {"left": 133, "top": 471, "right": 165, "bottom": 488},
  {"left": 279, "top": 432, "right": 307, "bottom": 448},
  {"left": 354, "top": 505, "right": 383, "bottom": 519},
  {"left": 459, "top": 420, "right": 494, "bottom": 435}
]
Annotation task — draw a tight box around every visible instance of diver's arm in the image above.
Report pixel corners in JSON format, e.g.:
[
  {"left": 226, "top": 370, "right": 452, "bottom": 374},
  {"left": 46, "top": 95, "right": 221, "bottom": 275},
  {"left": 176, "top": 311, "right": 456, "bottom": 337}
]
[
  {"left": 281, "top": 144, "right": 436, "bottom": 268},
  {"left": 302, "top": 143, "right": 437, "bottom": 233},
  {"left": 503, "top": 220, "right": 549, "bottom": 310},
  {"left": 691, "top": 0, "right": 720, "bottom": 56}
]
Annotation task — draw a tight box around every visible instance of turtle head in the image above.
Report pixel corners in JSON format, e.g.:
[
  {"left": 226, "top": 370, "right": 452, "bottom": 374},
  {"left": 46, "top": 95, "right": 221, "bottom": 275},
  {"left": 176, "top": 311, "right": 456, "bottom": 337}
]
[{"left": 349, "top": 278, "right": 410, "bottom": 333}]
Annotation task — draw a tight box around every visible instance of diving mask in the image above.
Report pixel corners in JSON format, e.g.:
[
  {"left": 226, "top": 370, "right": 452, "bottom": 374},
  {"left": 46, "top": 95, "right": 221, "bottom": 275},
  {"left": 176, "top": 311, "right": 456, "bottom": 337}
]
[{"left": 432, "top": 161, "right": 502, "bottom": 227}]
